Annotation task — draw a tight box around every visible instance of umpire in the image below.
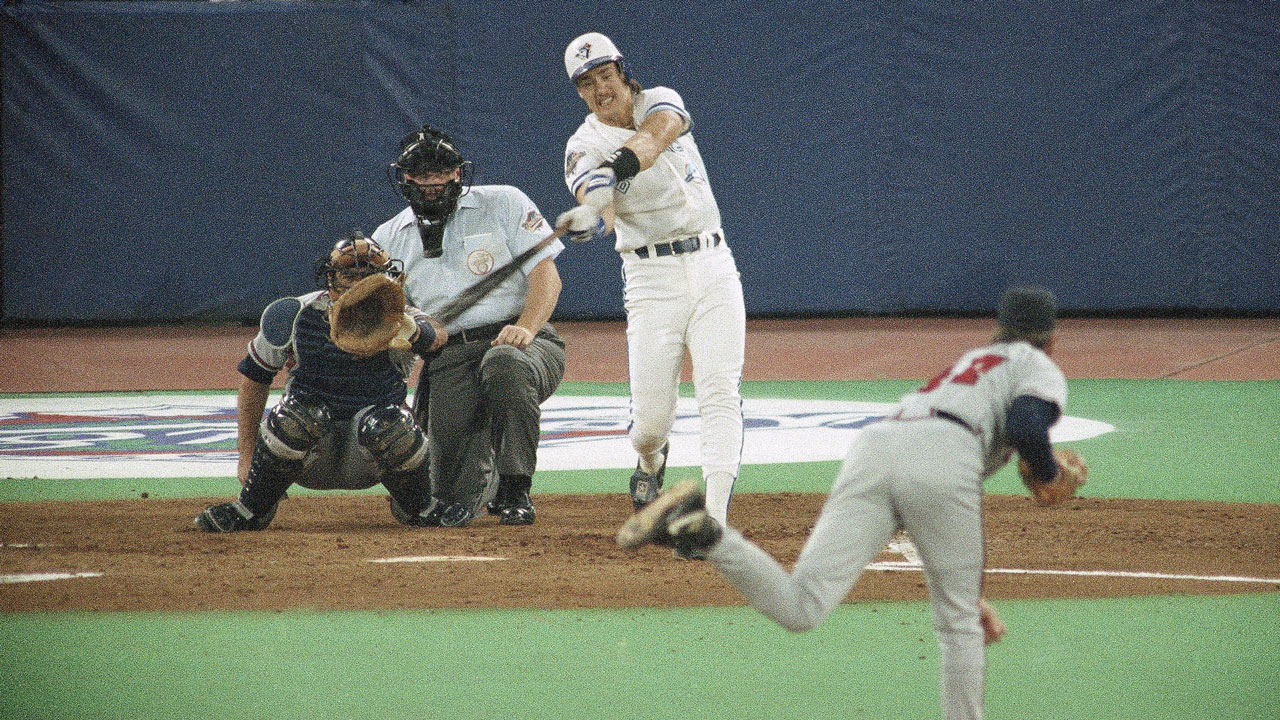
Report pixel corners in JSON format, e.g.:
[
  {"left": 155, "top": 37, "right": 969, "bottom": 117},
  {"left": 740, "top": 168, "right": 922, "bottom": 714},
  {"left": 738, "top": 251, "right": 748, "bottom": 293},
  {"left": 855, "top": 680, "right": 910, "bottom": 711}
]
[{"left": 372, "top": 124, "right": 566, "bottom": 526}]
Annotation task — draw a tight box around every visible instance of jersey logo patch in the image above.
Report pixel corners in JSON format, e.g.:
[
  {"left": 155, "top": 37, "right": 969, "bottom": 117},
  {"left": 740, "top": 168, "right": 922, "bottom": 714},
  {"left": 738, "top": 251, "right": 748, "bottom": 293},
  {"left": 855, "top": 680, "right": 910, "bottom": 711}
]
[
  {"left": 466, "top": 249, "right": 496, "bottom": 276},
  {"left": 521, "top": 211, "right": 547, "bottom": 232},
  {"left": 565, "top": 151, "right": 586, "bottom": 178}
]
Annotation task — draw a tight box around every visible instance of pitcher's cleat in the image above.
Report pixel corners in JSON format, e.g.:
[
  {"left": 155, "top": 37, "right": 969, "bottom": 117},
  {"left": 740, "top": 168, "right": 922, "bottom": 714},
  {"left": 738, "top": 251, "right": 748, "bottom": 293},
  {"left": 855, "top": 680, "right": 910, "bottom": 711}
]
[{"left": 617, "top": 480, "right": 722, "bottom": 556}]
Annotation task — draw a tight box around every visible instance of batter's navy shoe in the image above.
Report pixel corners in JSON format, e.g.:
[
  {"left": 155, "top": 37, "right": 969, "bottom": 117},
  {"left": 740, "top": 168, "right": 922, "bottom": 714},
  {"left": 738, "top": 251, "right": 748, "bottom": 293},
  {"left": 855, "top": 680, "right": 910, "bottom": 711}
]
[
  {"left": 629, "top": 442, "right": 669, "bottom": 510},
  {"left": 616, "top": 480, "right": 722, "bottom": 559},
  {"left": 194, "top": 499, "right": 275, "bottom": 532}
]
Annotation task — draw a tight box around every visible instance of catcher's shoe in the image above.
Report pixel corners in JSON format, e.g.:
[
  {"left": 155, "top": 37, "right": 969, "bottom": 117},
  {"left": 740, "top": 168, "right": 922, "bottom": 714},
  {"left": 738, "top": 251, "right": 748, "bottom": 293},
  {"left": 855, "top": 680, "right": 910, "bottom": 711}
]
[
  {"left": 616, "top": 480, "right": 722, "bottom": 558},
  {"left": 629, "top": 442, "right": 669, "bottom": 510},
  {"left": 194, "top": 500, "right": 275, "bottom": 533},
  {"left": 390, "top": 496, "right": 449, "bottom": 527},
  {"left": 438, "top": 502, "right": 474, "bottom": 528},
  {"left": 498, "top": 491, "right": 536, "bottom": 526}
]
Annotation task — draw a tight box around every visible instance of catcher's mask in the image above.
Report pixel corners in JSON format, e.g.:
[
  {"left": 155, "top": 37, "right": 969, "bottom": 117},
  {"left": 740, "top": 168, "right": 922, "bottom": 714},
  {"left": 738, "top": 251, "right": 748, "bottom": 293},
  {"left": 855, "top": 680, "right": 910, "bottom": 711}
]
[{"left": 316, "top": 233, "right": 404, "bottom": 299}]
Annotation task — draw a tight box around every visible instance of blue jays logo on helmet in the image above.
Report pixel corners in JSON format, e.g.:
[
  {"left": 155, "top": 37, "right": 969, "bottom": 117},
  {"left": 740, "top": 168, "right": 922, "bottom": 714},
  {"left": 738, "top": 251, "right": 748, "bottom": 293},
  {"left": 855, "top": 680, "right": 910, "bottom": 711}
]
[{"left": 565, "top": 32, "right": 624, "bottom": 81}]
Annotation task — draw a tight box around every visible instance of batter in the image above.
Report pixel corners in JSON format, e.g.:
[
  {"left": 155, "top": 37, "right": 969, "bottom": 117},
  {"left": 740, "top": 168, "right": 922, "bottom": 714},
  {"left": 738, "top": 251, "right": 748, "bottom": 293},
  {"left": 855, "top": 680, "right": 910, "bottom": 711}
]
[
  {"left": 618, "top": 286, "right": 1075, "bottom": 720},
  {"left": 557, "top": 32, "right": 746, "bottom": 531}
]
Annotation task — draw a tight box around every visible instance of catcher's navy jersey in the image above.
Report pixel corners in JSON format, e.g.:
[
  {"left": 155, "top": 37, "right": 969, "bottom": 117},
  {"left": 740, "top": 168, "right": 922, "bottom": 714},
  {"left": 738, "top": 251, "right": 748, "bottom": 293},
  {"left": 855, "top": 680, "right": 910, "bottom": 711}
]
[{"left": 238, "top": 291, "right": 419, "bottom": 419}]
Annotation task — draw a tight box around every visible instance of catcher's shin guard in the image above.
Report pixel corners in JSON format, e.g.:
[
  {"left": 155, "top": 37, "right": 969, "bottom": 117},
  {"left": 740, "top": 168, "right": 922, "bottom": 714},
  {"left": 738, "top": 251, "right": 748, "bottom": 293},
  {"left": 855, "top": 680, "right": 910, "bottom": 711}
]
[{"left": 238, "top": 438, "right": 302, "bottom": 517}]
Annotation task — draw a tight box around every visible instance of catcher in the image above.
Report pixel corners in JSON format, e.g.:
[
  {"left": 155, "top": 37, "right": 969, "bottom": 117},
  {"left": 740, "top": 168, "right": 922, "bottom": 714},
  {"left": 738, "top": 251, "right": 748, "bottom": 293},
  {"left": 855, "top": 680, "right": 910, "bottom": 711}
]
[
  {"left": 194, "top": 233, "right": 462, "bottom": 532},
  {"left": 616, "top": 285, "right": 1086, "bottom": 720}
]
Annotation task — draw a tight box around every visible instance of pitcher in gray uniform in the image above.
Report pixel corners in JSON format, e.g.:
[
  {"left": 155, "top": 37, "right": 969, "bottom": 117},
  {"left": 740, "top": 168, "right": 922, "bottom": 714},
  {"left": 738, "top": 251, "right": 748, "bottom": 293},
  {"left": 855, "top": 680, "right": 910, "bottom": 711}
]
[
  {"left": 618, "top": 286, "right": 1082, "bottom": 720},
  {"left": 372, "top": 124, "right": 566, "bottom": 527}
]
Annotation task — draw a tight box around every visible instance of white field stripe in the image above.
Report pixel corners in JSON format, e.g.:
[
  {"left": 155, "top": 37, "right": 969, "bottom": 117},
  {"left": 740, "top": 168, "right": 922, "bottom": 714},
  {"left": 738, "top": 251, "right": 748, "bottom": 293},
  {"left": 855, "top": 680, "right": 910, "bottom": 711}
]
[
  {"left": 1, "top": 572, "right": 103, "bottom": 584},
  {"left": 367, "top": 555, "right": 506, "bottom": 564},
  {"left": 865, "top": 562, "right": 1280, "bottom": 585}
]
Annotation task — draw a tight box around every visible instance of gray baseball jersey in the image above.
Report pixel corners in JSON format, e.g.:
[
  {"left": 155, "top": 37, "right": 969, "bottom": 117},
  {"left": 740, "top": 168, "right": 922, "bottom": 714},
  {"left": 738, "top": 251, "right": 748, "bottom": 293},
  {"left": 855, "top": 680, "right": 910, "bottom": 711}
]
[{"left": 706, "top": 339, "right": 1068, "bottom": 720}]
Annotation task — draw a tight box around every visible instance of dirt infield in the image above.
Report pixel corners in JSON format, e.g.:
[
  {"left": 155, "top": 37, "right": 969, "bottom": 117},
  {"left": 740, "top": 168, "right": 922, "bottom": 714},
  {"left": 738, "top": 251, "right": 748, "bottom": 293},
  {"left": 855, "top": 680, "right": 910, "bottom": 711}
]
[
  {"left": 2, "top": 493, "right": 1277, "bottom": 613},
  {"left": 1, "top": 318, "right": 1277, "bottom": 613}
]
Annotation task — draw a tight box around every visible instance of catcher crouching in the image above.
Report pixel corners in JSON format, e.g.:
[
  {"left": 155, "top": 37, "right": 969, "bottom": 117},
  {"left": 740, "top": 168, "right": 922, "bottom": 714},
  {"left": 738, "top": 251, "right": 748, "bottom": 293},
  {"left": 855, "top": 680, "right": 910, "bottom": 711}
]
[{"left": 194, "top": 233, "right": 461, "bottom": 532}]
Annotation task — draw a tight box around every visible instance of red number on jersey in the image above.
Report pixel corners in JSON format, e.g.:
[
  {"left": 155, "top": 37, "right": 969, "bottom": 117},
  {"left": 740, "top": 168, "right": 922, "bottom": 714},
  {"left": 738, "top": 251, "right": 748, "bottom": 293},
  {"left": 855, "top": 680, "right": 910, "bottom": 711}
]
[{"left": 919, "top": 354, "right": 1006, "bottom": 391}]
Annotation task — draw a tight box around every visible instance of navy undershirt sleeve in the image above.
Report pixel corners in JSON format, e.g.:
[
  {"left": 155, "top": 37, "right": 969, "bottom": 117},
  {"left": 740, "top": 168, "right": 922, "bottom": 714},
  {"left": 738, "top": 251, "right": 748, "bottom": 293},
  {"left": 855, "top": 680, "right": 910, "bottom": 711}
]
[
  {"left": 237, "top": 355, "right": 276, "bottom": 386},
  {"left": 1006, "top": 395, "right": 1061, "bottom": 481}
]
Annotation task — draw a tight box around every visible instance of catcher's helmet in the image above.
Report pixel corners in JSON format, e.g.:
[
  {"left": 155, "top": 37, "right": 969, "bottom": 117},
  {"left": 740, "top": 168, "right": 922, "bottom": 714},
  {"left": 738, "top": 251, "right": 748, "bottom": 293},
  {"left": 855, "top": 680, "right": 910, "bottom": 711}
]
[
  {"left": 389, "top": 124, "right": 471, "bottom": 225},
  {"left": 316, "top": 232, "right": 403, "bottom": 297},
  {"left": 565, "top": 32, "right": 624, "bottom": 82}
]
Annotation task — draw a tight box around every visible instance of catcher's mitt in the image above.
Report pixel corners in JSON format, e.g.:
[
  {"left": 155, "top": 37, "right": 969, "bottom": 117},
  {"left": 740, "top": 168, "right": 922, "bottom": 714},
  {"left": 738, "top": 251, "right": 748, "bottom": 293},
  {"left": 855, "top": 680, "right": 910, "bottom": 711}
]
[
  {"left": 1018, "top": 447, "right": 1088, "bottom": 507},
  {"left": 329, "top": 273, "right": 410, "bottom": 355}
]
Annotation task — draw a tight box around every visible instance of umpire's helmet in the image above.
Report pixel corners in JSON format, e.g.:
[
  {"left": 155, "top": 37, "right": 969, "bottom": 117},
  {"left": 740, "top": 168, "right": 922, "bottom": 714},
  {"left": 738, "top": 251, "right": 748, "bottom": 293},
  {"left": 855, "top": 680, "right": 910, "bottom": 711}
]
[
  {"left": 389, "top": 124, "right": 470, "bottom": 224},
  {"left": 316, "top": 232, "right": 403, "bottom": 297}
]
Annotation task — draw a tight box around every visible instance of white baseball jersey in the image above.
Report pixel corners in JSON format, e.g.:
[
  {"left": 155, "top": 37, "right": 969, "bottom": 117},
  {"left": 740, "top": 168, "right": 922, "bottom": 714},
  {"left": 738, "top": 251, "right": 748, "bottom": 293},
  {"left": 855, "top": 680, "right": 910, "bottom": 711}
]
[
  {"left": 564, "top": 87, "right": 721, "bottom": 251},
  {"left": 894, "top": 340, "right": 1068, "bottom": 478},
  {"left": 372, "top": 185, "right": 564, "bottom": 333}
]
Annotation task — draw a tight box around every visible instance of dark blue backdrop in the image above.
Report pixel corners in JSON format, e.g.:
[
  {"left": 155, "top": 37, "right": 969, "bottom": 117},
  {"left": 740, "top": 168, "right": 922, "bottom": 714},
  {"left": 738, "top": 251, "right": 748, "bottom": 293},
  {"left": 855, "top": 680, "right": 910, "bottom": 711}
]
[{"left": 4, "top": 1, "right": 1278, "bottom": 322}]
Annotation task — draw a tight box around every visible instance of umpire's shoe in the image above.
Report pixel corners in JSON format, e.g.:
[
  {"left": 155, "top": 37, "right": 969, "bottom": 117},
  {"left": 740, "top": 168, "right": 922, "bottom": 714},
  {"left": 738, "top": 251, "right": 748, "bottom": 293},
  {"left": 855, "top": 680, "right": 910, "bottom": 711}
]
[
  {"left": 194, "top": 499, "right": 275, "bottom": 533},
  {"left": 488, "top": 475, "right": 536, "bottom": 526},
  {"left": 629, "top": 442, "right": 669, "bottom": 510},
  {"left": 616, "top": 480, "right": 722, "bottom": 559}
]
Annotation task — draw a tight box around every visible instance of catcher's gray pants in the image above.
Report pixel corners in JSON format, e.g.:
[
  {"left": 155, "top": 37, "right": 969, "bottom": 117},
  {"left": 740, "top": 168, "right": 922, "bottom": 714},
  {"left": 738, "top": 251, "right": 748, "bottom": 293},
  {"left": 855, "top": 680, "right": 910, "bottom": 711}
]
[
  {"left": 414, "top": 324, "right": 565, "bottom": 515},
  {"left": 295, "top": 408, "right": 393, "bottom": 490},
  {"left": 706, "top": 418, "right": 987, "bottom": 720}
]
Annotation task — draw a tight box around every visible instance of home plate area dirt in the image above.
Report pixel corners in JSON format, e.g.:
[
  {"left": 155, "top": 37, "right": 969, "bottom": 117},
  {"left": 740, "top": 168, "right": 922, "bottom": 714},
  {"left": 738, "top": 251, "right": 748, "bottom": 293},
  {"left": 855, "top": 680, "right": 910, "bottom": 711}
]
[{"left": 2, "top": 492, "right": 1277, "bottom": 613}]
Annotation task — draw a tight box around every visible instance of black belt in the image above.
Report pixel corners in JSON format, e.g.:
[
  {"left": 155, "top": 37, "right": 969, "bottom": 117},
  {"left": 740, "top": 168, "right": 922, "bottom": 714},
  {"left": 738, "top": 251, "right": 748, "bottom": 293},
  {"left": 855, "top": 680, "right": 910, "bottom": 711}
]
[
  {"left": 633, "top": 231, "right": 723, "bottom": 259},
  {"left": 444, "top": 318, "right": 519, "bottom": 346},
  {"left": 934, "top": 410, "right": 978, "bottom": 435}
]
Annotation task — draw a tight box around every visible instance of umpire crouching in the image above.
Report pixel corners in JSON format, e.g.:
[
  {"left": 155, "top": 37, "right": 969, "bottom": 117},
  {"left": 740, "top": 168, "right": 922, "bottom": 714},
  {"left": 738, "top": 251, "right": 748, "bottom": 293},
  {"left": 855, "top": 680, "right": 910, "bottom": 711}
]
[{"left": 372, "top": 124, "right": 566, "bottom": 526}]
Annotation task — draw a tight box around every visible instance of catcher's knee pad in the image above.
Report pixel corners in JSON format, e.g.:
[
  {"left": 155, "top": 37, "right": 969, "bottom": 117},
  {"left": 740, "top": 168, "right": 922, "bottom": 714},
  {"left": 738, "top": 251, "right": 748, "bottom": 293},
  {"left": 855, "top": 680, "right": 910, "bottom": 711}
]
[
  {"left": 356, "top": 404, "right": 428, "bottom": 472},
  {"left": 261, "top": 393, "right": 332, "bottom": 461}
]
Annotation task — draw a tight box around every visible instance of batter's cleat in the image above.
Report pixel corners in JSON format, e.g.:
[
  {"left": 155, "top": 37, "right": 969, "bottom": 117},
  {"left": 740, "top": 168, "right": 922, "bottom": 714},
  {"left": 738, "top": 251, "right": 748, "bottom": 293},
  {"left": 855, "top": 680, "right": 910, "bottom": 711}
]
[
  {"left": 194, "top": 500, "right": 275, "bottom": 533},
  {"left": 497, "top": 491, "right": 536, "bottom": 526},
  {"left": 629, "top": 442, "right": 669, "bottom": 510},
  {"left": 616, "top": 480, "right": 722, "bottom": 558},
  {"left": 390, "top": 496, "right": 449, "bottom": 527}
]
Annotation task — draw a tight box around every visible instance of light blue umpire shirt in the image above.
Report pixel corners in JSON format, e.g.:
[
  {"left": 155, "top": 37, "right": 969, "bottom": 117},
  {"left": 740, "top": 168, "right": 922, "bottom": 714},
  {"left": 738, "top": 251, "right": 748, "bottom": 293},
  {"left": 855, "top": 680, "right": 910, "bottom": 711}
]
[{"left": 372, "top": 185, "right": 565, "bottom": 334}]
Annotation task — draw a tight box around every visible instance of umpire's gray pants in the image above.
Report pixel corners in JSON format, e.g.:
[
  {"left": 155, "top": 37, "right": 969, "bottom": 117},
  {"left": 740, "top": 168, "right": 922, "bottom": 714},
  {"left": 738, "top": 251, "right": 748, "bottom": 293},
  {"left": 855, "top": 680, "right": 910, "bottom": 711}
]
[{"left": 414, "top": 324, "right": 565, "bottom": 516}]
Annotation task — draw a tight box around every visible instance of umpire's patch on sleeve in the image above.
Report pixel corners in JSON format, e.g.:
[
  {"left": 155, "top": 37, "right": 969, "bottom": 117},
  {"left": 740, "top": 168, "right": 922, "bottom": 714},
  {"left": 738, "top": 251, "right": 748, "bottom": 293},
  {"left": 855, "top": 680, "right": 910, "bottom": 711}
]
[{"left": 260, "top": 297, "right": 303, "bottom": 348}]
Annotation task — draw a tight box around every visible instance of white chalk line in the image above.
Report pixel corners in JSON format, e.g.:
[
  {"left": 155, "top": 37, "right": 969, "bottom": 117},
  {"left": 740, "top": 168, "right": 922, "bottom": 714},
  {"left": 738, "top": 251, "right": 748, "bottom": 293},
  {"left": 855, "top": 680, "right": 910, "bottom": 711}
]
[
  {"left": 1, "top": 572, "right": 104, "bottom": 584},
  {"left": 367, "top": 555, "right": 506, "bottom": 564},
  {"left": 866, "top": 562, "right": 1280, "bottom": 585}
]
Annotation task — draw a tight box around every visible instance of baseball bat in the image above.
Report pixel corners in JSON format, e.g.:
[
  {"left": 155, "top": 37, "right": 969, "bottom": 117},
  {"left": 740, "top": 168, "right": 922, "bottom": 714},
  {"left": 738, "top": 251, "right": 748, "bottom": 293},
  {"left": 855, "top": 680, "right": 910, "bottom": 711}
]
[{"left": 434, "top": 225, "right": 568, "bottom": 325}]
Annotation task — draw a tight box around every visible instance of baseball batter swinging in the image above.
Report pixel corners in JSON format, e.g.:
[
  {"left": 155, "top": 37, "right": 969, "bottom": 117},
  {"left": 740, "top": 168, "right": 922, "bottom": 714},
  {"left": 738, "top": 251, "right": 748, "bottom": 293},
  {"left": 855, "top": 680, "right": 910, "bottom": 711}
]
[
  {"left": 557, "top": 32, "right": 746, "bottom": 534},
  {"left": 618, "top": 286, "right": 1087, "bottom": 720}
]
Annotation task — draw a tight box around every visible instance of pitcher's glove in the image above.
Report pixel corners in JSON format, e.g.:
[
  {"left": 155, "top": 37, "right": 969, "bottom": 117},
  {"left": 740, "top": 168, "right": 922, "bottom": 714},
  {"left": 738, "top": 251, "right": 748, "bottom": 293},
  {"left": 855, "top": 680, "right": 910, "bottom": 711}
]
[
  {"left": 1019, "top": 448, "right": 1088, "bottom": 507},
  {"left": 329, "top": 273, "right": 414, "bottom": 355}
]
